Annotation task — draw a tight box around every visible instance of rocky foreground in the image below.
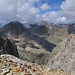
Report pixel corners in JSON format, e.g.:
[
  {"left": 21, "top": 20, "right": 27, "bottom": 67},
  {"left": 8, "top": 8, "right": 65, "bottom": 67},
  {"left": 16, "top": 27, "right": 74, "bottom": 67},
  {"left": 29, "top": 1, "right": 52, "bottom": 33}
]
[{"left": 0, "top": 54, "right": 70, "bottom": 75}]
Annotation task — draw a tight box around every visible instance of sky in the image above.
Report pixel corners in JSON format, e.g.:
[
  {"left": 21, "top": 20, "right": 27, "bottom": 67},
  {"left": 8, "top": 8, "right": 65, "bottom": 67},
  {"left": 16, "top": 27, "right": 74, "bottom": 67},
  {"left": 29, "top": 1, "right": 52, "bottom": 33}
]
[{"left": 0, "top": 0, "right": 75, "bottom": 24}]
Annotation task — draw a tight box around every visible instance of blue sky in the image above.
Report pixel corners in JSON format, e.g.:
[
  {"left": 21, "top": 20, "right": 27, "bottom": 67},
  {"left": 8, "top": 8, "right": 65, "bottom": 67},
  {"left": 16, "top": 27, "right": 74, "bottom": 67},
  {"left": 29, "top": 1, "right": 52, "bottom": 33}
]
[
  {"left": 0, "top": 0, "right": 75, "bottom": 24},
  {"left": 41, "top": 0, "right": 64, "bottom": 11},
  {"left": 40, "top": 0, "right": 64, "bottom": 14},
  {"left": 34, "top": 0, "right": 64, "bottom": 14}
]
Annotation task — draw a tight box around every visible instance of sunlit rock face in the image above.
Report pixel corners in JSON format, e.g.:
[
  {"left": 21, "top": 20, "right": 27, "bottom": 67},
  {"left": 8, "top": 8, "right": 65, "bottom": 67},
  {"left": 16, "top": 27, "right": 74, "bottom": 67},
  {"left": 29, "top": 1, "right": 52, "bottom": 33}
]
[{"left": 48, "top": 34, "right": 75, "bottom": 75}]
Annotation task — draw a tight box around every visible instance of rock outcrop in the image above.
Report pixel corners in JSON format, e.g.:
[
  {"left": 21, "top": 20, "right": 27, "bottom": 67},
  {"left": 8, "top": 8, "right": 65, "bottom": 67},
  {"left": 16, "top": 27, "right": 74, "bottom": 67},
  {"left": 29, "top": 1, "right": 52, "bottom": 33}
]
[
  {"left": 0, "top": 37, "right": 19, "bottom": 58},
  {"left": 0, "top": 54, "right": 70, "bottom": 75},
  {"left": 48, "top": 34, "right": 75, "bottom": 75},
  {"left": 35, "top": 25, "right": 48, "bottom": 35}
]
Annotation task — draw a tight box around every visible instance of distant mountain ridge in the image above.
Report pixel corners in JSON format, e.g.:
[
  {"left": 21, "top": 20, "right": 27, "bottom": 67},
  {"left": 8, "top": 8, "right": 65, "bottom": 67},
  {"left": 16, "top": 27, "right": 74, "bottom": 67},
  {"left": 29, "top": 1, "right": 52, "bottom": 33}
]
[
  {"left": 0, "top": 21, "right": 75, "bottom": 75},
  {"left": 2, "top": 21, "right": 30, "bottom": 37},
  {"left": 1, "top": 21, "right": 75, "bottom": 66},
  {"left": 0, "top": 21, "right": 57, "bottom": 65}
]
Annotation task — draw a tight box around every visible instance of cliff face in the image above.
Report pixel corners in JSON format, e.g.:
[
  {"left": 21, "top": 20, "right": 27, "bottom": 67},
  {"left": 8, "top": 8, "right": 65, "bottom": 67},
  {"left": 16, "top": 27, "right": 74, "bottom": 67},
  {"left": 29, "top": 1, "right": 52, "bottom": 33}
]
[
  {"left": 0, "top": 37, "right": 19, "bottom": 58},
  {"left": 0, "top": 54, "right": 70, "bottom": 75},
  {"left": 48, "top": 34, "right": 75, "bottom": 75}
]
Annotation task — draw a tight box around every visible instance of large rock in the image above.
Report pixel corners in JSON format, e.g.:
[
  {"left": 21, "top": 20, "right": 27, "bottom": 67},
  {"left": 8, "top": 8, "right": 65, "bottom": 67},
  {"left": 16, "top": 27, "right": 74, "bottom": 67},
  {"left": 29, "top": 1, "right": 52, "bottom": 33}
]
[
  {"left": 0, "top": 37, "right": 19, "bottom": 58},
  {"left": 48, "top": 34, "right": 75, "bottom": 75}
]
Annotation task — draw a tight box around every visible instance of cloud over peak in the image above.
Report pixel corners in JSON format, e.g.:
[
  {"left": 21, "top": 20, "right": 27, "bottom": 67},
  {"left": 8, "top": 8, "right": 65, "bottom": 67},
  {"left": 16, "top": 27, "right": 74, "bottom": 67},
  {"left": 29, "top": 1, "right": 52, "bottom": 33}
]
[
  {"left": 60, "top": 0, "right": 75, "bottom": 23},
  {"left": 0, "top": 0, "right": 75, "bottom": 24},
  {"left": 0, "top": 0, "right": 41, "bottom": 24}
]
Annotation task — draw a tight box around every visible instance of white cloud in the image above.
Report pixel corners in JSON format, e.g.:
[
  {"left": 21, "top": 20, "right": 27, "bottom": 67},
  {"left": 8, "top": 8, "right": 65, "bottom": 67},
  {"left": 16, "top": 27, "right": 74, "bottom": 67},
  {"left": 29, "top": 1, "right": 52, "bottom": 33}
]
[
  {"left": 40, "top": 3, "right": 51, "bottom": 10},
  {"left": 56, "top": 17, "right": 68, "bottom": 24},
  {"left": 61, "top": 0, "right": 75, "bottom": 20},
  {"left": 0, "top": 0, "right": 41, "bottom": 24},
  {"left": 17, "top": 0, "right": 41, "bottom": 24},
  {"left": 42, "top": 11, "right": 66, "bottom": 24},
  {"left": 0, "top": 0, "right": 17, "bottom": 22},
  {"left": 0, "top": 0, "right": 75, "bottom": 25}
]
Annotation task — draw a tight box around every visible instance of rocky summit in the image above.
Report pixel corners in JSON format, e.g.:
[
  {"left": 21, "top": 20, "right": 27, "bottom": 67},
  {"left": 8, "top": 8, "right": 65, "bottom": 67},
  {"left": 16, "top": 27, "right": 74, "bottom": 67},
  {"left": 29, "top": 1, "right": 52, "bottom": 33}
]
[{"left": 0, "top": 54, "right": 70, "bottom": 75}]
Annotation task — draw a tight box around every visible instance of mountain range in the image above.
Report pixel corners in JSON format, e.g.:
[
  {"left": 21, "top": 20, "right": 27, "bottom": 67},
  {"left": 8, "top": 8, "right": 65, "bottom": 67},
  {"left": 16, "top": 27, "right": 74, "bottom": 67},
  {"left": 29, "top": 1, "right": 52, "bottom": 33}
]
[{"left": 0, "top": 21, "right": 75, "bottom": 75}]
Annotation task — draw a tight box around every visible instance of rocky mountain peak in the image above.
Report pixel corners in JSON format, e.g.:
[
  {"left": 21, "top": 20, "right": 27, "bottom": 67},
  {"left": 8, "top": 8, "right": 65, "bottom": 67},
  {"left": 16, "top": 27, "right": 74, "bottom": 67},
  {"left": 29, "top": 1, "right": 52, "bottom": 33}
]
[
  {"left": 1, "top": 21, "right": 30, "bottom": 38},
  {"left": 3, "top": 21, "right": 25, "bottom": 30}
]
